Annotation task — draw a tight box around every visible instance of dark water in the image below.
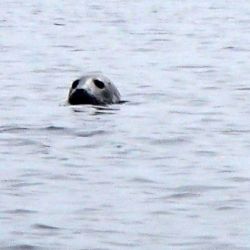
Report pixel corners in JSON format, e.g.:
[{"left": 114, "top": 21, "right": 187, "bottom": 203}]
[{"left": 1, "top": 0, "right": 250, "bottom": 249}]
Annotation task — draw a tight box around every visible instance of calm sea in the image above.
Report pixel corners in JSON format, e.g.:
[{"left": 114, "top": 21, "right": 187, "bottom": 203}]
[{"left": 1, "top": 0, "right": 250, "bottom": 249}]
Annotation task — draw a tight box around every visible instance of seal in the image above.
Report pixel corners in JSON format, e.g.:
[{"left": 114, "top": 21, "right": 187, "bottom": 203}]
[{"left": 68, "top": 74, "right": 121, "bottom": 105}]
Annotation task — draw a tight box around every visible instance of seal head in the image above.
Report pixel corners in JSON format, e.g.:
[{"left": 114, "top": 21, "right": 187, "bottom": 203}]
[{"left": 68, "top": 75, "right": 121, "bottom": 105}]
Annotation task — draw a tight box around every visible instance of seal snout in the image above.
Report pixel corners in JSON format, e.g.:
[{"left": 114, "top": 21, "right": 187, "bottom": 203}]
[{"left": 68, "top": 88, "right": 100, "bottom": 105}]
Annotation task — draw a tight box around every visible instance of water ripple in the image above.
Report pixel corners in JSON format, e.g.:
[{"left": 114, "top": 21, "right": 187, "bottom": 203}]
[{"left": 1, "top": 0, "right": 250, "bottom": 249}]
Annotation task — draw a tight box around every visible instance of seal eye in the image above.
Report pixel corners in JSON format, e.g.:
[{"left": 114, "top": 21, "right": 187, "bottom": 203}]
[
  {"left": 71, "top": 79, "right": 80, "bottom": 89},
  {"left": 93, "top": 79, "right": 105, "bottom": 89}
]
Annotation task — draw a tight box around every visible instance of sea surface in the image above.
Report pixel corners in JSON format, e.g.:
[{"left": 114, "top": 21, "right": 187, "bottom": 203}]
[{"left": 1, "top": 0, "right": 250, "bottom": 249}]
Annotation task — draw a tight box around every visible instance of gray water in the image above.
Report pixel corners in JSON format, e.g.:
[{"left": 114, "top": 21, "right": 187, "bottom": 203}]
[{"left": 1, "top": 0, "right": 250, "bottom": 249}]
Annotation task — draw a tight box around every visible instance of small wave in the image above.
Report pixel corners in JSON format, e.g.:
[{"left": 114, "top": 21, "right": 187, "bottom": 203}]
[
  {"left": 33, "top": 223, "right": 61, "bottom": 231},
  {"left": 4, "top": 209, "right": 37, "bottom": 214},
  {"left": 0, "top": 245, "right": 44, "bottom": 250},
  {"left": 75, "top": 130, "right": 108, "bottom": 137},
  {"left": 0, "top": 126, "right": 28, "bottom": 133}
]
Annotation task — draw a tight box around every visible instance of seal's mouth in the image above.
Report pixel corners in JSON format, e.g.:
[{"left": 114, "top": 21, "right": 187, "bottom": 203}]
[{"left": 68, "top": 89, "right": 102, "bottom": 105}]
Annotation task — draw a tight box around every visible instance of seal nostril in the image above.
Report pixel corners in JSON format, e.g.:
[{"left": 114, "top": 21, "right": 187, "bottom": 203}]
[
  {"left": 93, "top": 79, "right": 105, "bottom": 89},
  {"left": 71, "top": 79, "right": 80, "bottom": 89}
]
